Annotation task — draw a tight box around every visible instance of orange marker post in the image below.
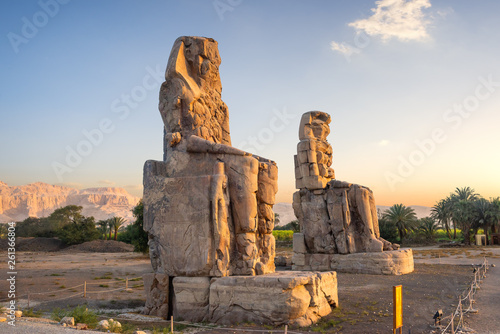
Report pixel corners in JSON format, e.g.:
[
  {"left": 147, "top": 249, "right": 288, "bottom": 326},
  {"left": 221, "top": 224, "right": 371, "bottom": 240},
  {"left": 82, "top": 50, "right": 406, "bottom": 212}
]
[{"left": 393, "top": 285, "right": 403, "bottom": 334}]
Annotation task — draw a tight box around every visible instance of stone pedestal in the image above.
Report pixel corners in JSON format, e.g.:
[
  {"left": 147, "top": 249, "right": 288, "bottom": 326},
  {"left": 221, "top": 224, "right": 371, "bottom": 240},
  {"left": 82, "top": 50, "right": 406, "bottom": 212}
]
[
  {"left": 142, "top": 271, "right": 338, "bottom": 326},
  {"left": 142, "top": 273, "right": 169, "bottom": 318}
]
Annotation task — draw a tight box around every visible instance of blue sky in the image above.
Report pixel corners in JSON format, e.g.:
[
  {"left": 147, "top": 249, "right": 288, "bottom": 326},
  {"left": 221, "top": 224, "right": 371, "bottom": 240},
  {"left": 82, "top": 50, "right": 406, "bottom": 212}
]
[{"left": 1, "top": 0, "right": 500, "bottom": 206}]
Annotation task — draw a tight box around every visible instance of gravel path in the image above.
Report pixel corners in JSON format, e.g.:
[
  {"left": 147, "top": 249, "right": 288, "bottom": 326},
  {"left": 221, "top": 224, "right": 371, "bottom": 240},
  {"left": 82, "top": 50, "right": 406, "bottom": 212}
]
[
  {"left": 0, "top": 318, "right": 103, "bottom": 333},
  {"left": 466, "top": 258, "right": 500, "bottom": 334},
  {"left": 413, "top": 246, "right": 500, "bottom": 333}
]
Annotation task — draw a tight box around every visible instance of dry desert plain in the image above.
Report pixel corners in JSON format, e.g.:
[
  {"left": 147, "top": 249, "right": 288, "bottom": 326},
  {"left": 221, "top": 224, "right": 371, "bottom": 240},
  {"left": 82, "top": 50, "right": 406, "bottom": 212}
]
[{"left": 0, "top": 244, "right": 499, "bottom": 333}]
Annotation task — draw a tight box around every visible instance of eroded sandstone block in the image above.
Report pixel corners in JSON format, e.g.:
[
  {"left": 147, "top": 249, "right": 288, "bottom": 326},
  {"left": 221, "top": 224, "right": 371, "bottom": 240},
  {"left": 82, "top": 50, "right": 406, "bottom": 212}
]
[
  {"left": 142, "top": 273, "right": 169, "bottom": 318},
  {"left": 292, "top": 249, "right": 414, "bottom": 275},
  {"left": 172, "top": 277, "right": 210, "bottom": 322},
  {"left": 208, "top": 271, "right": 338, "bottom": 327}
]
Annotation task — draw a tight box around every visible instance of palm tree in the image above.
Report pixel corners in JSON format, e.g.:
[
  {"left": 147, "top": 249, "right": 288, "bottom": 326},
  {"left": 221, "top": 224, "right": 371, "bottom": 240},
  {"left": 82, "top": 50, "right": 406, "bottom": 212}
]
[
  {"left": 418, "top": 217, "right": 440, "bottom": 239},
  {"left": 475, "top": 197, "right": 500, "bottom": 245},
  {"left": 448, "top": 187, "right": 478, "bottom": 245},
  {"left": 382, "top": 204, "right": 417, "bottom": 242},
  {"left": 432, "top": 199, "right": 452, "bottom": 239},
  {"left": 490, "top": 197, "right": 500, "bottom": 235},
  {"left": 108, "top": 219, "right": 113, "bottom": 240},
  {"left": 97, "top": 220, "right": 109, "bottom": 240},
  {"left": 110, "top": 217, "right": 127, "bottom": 240}
]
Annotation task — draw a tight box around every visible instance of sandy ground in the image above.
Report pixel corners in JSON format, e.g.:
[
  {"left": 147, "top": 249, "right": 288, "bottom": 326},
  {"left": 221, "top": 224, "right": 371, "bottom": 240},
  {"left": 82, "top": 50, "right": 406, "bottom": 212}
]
[
  {"left": 0, "top": 251, "right": 153, "bottom": 310},
  {"left": 0, "top": 246, "right": 498, "bottom": 333}
]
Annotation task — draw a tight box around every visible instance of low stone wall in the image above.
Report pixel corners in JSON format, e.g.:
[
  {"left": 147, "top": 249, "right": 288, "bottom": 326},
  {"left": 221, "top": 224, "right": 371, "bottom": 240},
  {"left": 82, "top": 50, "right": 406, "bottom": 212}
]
[
  {"left": 142, "top": 271, "right": 338, "bottom": 327},
  {"left": 292, "top": 233, "right": 414, "bottom": 275}
]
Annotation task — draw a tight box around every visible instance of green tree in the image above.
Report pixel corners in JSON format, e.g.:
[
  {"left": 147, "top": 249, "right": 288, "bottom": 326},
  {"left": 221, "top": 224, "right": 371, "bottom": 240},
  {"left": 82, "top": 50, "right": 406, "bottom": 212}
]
[
  {"left": 48, "top": 205, "right": 83, "bottom": 227},
  {"left": 274, "top": 220, "right": 300, "bottom": 232},
  {"left": 110, "top": 216, "right": 126, "bottom": 240},
  {"left": 274, "top": 213, "right": 280, "bottom": 225},
  {"left": 432, "top": 199, "right": 452, "bottom": 239},
  {"left": 131, "top": 200, "right": 148, "bottom": 253},
  {"left": 16, "top": 217, "right": 49, "bottom": 237},
  {"left": 118, "top": 200, "right": 149, "bottom": 253},
  {"left": 378, "top": 212, "right": 399, "bottom": 244},
  {"left": 418, "top": 217, "right": 440, "bottom": 239},
  {"left": 448, "top": 187, "right": 478, "bottom": 245},
  {"left": 57, "top": 216, "right": 99, "bottom": 245},
  {"left": 382, "top": 204, "right": 417, "bottom": 242},
  {"left": 97, "top": 220, "right": 109, "bottom": 240}
]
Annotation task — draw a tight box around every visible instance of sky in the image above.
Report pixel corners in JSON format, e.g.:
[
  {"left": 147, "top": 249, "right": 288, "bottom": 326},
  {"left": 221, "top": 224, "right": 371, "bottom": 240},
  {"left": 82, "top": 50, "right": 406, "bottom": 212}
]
[{"left": 1, "top": 0, "right": 500, "bottom": 207}]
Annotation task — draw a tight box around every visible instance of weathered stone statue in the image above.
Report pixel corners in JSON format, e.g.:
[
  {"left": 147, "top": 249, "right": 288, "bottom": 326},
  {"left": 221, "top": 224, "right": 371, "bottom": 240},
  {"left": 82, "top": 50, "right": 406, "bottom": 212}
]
[
  {"left": 142, "top": 37, "right": 338, "bottom": 326},
  {"left": 144, "top": 36, "right": 277, "bottom": 278},
  {"left": 292, "top": 111, "right": 414, "bottom": 275}
]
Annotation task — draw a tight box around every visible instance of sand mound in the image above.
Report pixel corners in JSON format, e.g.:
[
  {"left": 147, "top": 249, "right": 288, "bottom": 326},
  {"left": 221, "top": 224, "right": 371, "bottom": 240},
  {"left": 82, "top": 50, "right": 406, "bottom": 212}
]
[
  {"left": 0, "top": 237, "right": 66, "bottom": 252},
  {"left": 16, "top": 237, "right": 67, "bottom": 252},
  {"left": 64, "top": 240, "right": 133, "bottom": 253}
]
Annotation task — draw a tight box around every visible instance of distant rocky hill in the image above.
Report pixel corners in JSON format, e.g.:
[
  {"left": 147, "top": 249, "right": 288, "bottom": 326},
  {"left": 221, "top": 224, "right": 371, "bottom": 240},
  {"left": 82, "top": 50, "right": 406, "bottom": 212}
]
[
  {"left": 0, "top": 181, "right": 140, "bottom": 224},
  {"left": 274, "top": 202, "right": 432, "bottom": 226}
]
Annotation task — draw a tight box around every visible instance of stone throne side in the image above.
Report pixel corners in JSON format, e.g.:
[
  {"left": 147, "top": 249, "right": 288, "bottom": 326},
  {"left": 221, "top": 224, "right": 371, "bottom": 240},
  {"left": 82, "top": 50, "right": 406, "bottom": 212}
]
[
  {"left": 292, "top": 111, "right": 414, "bottom": 275},
  {"left": 142, "top": 37, "right": 338, "bottom": 325}
]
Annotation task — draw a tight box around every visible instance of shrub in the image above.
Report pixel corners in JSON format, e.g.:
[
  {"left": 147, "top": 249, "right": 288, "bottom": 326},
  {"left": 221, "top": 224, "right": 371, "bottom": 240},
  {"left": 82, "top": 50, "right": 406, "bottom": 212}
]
[
  {"left": 69, "top": 305, "right": 98, "bottom": 327},
  {"left": 275, "top": 220, "right": 300, "bottom": 232},
  {"left": 273, "top": 230, "right": 294, "bottom": 241},
  {"left": 22, "top": 307, "right": 42, "bottom": 318},
  {"left": 57, "top": 217, "right": 99, "bottom": 245},
  {"left": 118, "top": 200, "right": 148, "bottom": 253},
  {"left": 378, "top": 217, "right": 398, "bottom": 243}
]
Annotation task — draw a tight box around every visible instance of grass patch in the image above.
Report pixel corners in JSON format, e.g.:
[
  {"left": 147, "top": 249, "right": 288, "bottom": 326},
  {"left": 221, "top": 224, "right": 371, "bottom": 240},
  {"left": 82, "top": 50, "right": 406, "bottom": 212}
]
[
  {"left": 50, "top": 273, "right": 64, "bottom": 276},
  {"left": 51, "top": 305, "right": 98, "bottom": 327},
  {"left": 94, "top": 276, "right": 112, "bottom": 280},
  {"left": 22, "top": 307, "right": 42, "bottom": 318},
  {"left": 99, "top": 284, "right": 109, "bottom": 288}
]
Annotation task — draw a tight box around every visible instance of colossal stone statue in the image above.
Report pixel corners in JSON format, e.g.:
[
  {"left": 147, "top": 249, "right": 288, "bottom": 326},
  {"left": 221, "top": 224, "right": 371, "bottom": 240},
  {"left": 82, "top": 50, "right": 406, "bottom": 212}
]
[
  {"left": 144, "top": 36, "right": 277, "bottom": 277},
  {"left": 292, "top": 111, "right": 414, "bottom": 275}
]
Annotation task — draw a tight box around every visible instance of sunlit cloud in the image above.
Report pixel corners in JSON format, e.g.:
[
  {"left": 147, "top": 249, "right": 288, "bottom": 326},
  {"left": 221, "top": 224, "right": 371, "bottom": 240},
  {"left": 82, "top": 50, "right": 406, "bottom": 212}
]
[
  {"left": 348, "top": 0, "right": 432, "bottom": 42},
  {"left": 330, "top": 41, "right": 360, "bottom": 56},
  {"left": 98, "top": 179, "right": 115, "bottom": 185},
  {"left": 378, "top": 139, "right": 391, "bottom": 146}
]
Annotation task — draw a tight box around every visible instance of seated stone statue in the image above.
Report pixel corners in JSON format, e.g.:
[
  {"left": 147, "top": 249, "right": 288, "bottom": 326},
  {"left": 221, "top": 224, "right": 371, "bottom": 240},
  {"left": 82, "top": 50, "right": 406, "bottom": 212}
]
[
  {"left": 144, "top": 36, "right": 277, "bottom": 277},
  {"left": 293, "top": 111, "right": 398, "bottom": 255}
]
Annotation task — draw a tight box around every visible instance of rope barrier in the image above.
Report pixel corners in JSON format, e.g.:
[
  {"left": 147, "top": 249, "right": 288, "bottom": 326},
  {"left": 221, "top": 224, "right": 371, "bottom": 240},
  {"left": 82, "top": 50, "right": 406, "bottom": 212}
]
[
  {"left": 439, "top": 258, "right": 489, "bottom": 334},
  {"left": 30, "top": 284, "right": 84, "bottom": 295}
]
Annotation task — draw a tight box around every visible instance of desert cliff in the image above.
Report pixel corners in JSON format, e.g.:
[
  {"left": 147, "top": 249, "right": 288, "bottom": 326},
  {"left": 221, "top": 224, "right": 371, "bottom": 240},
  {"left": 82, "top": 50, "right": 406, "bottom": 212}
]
[{"left": 0, "top": 181, "right": 140, "bottom": 224}]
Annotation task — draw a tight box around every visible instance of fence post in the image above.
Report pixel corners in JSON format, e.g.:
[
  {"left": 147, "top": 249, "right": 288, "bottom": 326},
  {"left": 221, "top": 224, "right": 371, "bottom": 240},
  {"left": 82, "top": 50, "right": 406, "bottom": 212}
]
[
  {"left": 171, "top": 315, "right": 174, "bottom": 333},
  {"left": 84, "top": 281, "right": 87, "bottom": 298},
  {"left": 451, "top": 312, "right": 454, "bottom": 334},
  {"left": 284, "top": 324, "right": 288, "bottom": 334}
]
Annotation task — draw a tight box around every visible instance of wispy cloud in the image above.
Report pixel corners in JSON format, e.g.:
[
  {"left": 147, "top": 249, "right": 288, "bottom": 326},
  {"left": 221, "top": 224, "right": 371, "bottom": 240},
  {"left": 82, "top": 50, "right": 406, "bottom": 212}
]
[
  {"left": 330, "top": 41, "right": 360, "bottom": 56},
  {"left": 348, "top": 0, "right": 432, "bottom": 42},
  {"left": 98, "top": 179, "right": 115, "bottom": 185}
]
